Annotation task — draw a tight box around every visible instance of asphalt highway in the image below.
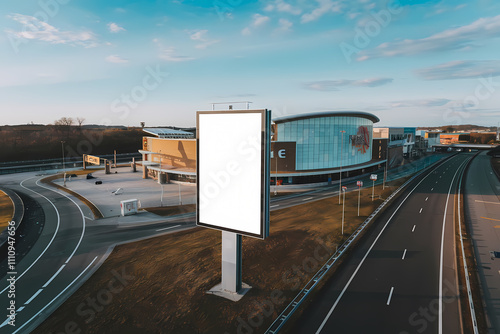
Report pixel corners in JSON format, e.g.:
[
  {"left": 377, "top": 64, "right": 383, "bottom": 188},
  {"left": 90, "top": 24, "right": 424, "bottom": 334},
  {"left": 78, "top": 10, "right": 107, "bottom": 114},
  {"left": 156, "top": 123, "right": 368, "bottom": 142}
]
[
  {"left": 289, "top": 153, "right": 472, "bottom": 334},
  {"left": 464, "top": 151, "right": 500, "bottom": 333},
  {"left": 0, "top": 153, "right": 449, "bottom": 334}
]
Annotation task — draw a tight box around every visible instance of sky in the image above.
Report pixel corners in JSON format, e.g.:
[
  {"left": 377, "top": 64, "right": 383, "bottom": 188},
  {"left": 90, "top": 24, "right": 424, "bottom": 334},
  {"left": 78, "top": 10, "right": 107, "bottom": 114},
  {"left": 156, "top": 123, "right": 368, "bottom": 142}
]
[{"left": 1, "top": 0, "right": 500, "bottom": 127}]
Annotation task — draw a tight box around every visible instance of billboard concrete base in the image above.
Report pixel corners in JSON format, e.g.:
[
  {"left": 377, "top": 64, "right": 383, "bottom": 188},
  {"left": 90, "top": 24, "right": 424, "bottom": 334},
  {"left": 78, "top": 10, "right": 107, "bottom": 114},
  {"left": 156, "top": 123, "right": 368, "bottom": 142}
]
[{"left": 206, "top": 282, "right": 252, "bottom": 302}]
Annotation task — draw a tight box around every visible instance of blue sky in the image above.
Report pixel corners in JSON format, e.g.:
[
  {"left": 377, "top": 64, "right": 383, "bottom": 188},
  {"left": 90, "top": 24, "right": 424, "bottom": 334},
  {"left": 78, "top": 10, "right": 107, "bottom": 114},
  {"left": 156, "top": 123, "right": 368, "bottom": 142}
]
[{"left": 1, "top": 0, "right": 500, "bottom": 127}]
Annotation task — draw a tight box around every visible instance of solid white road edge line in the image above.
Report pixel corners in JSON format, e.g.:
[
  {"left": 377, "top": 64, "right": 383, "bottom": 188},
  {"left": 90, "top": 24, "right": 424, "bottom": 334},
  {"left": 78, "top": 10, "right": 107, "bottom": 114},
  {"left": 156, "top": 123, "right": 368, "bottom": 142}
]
[
  {"left": 386, "top": 287, "right": 394, "bottom": 305},
  {"left": 13, "top": 256, "right": 98, "bottom": 334},
  {"left": 0, "top": 177, "right": 62, "bottom": 295},
  {"left": 25, "top": 289, "right": 43, "bottom": 305},
  {"left": 35, "top": 179, "right": 86, "bottom": 264},
  {"left": 156, "top": 225, "right": 181, "bottom": 232},
  {"left": 438, "top": 158, "right": 469, "bottom": 334},
  {"left": 43, "top": 264, "right": 66, "bottom": 288},
  {"left": 314, "top": 158, "right": 449, "bottom": 334}
]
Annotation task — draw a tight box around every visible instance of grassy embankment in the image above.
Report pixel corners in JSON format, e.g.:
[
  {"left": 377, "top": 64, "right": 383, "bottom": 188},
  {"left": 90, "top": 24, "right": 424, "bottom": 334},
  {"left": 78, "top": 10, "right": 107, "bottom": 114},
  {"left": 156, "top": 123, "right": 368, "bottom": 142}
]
[{"left": 0, "top": 191, "right": 14, "bottom": 233}]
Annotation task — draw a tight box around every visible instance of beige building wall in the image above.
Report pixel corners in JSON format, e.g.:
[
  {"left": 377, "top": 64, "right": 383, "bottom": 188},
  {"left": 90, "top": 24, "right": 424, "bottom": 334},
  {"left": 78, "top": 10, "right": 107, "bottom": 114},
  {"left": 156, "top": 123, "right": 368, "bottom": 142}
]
[{"left": 144, "top": 137, "right": 196, "bottom": 169}]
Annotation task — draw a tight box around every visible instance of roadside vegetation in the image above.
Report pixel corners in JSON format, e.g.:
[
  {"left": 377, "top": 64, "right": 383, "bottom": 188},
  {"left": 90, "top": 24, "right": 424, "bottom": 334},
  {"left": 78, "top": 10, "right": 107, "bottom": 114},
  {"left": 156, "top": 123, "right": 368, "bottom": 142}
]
[
  {"left": 0, "top": 118, "right": 144, "bottom": 163},
  {"left": 0, "top": 190, "right": 13, "bottom": 232}
]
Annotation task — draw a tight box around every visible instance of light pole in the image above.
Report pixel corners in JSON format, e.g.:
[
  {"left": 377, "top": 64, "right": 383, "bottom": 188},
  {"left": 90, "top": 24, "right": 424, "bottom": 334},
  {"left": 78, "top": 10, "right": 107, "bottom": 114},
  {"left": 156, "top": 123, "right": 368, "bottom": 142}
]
[
  {"left": 383, "top": 159, "right": 388, "bottom": 190},
  {"left": 342, "top": 186, "right": 346, "bottom": 235},
  {"left": 61, "top": 141, "right": 66, "bottom": 187},
  {"left": 339, "top": 130, "right": 346, "bottom": 204},
  {"left": 159, "top": 152, "right": 164, "bottom": 207},
  {"left": 61, "top": 141, "right": 66, "bottom": 171},
  {"left": 178, "top": 183, "right": 182, "bottom": 205},
  {"left": 274, "top": 152, "right": 278, "bottom": 196},
  {"left": 357, "top": 181, "right": 362, "bottom": 216}
]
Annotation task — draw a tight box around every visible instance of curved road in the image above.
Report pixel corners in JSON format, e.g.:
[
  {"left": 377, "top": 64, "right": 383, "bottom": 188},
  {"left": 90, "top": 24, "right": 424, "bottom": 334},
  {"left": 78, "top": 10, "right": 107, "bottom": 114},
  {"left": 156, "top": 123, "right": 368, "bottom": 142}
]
[{"left": 0, "top": 174, "right": 191, "bottom": 334}]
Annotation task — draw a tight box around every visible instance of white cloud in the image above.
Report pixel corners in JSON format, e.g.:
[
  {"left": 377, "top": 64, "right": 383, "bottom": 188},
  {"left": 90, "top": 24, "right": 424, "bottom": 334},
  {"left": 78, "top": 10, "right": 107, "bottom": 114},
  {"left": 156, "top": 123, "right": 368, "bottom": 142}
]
[
  {"left": 153, "top": 39, "right": 194, "bottom": 62},
  {"left": 106, "top": 55, "right": 128, "bottom": 63},
  {"left": 242, "top": 14, "right": 271, "bottom": 35},
  {"left": 159, "top": 47, "right": 195, "bottom": 62},
  {"left": 416, "top": 60, "right": 500, "bottom": 80},
  {"left": 6, "top": 14, "right": 97, "bottom": 48},
  {"left": 304, "top": 77, "right": 393, "bottom": 91},
  {"left": 358, "top": 14, "right": 500, "bottom": 61},
  {"left": 390, "top": 98, "right": 451, "bottom": 108},
  {"left": 275, "top": 18, "right": 293, "bottom": 33},
  {"left": 108, "top": 22, "right": 125, "bottom": 33},
  {"left": 188, "top": 29, "right": 220, "bottom": 49},
  {"left": 253, "top": 13, "right": 271, "bottom": 27},
  {"left": 301, "top": 0, "right": 341, "bottom": 23},
  {"left": 264, "top": 0, "right": 302, "bottom": 15},
  {"left": 241, "top": 27, "right": 252, "bottom": 36}
]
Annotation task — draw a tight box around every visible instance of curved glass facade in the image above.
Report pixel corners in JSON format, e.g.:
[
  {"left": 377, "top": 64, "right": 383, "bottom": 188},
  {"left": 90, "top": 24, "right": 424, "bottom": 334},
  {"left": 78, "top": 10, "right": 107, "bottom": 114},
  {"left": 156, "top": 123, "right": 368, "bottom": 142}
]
[{"left": 276, "top": 116, "right": 374, "bottom": 171}]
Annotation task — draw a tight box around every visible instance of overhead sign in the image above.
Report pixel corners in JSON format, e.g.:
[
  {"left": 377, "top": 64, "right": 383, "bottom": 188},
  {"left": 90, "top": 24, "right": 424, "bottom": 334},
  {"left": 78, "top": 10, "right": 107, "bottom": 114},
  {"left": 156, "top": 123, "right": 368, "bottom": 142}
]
[
  {"left": 197, "top": 109, "right": 271, "bottom": 239},
  {"left": 357, "top": 181, "right": 363, "bottom": 187},
  {"left": 370, "top": 174, "right": 378, "bottom": 181},
  {"left": 84, "top": 155, "right": 100, "bottom": 165}
]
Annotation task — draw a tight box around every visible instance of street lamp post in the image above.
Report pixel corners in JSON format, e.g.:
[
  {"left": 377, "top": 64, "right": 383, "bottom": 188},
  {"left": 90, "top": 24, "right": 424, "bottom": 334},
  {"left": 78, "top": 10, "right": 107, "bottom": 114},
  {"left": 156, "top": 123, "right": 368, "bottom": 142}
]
[
  {"left": 342, "top": 186, "right": 346, "bottom": 235},
  {"left": 274, "top": 153, "right": 278, "bottom": 196},
  {"left": 159, "top": 153, "right": 164, "bottom": 207},
  {"left": 178, "top": 183, "right": 182, "bottom": 205},
  {"left": 61, "top": 141, "right": 66, "bottom": 171},
  {"left": 383, "top": 159, "right": 388, "bottom": 190},
  {"left": 339, "top": 131, "right": 346, "bottom": 204},
  {"left": 61, "top": 141, "right": 66, "bottom": 187}
]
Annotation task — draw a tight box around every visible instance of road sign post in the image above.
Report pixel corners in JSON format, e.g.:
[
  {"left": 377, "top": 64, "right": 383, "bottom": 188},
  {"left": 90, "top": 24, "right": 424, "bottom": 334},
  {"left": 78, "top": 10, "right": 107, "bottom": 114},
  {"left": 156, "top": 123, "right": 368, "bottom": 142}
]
[
  {"left": 370, "top": 174, "right": 377, "bottom": 201},
  {"left": 357, "top": 181, "right": 363, "bottom": 216}
]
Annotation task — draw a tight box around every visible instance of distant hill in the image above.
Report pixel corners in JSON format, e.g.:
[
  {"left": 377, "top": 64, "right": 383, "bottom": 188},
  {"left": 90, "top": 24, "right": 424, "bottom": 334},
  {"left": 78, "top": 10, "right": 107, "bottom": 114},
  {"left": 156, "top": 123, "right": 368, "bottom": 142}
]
[
  {"left": 417, "top": 124, "right": 496, "bottom": 132},
  {"left": 0, "top": 125, "right": 144, "bottom": 163}
]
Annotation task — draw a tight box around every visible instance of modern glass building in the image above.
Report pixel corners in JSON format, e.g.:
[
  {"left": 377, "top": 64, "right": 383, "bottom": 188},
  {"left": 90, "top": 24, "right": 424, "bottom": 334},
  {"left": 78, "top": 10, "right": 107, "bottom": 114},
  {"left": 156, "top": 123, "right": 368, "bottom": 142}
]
[{"left": 274, "top": 111, "right": 378, "bottom": 169}]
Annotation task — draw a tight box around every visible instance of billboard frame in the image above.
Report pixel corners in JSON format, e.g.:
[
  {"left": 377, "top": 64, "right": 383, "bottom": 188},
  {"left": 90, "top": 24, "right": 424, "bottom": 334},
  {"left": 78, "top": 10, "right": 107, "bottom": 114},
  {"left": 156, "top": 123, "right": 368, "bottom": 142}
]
[{"left": 196, "top": 109, "right": 271, "bottom": 240}]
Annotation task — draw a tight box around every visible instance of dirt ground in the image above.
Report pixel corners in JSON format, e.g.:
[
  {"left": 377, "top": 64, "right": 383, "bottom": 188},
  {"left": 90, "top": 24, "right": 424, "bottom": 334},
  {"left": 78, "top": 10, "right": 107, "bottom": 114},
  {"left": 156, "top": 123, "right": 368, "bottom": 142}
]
[
  {"left": 34, "top": 181, "right": 405, "bottom": 334},
  {"left": 0, "top": 190, "right": 14, "bottom": 232}
]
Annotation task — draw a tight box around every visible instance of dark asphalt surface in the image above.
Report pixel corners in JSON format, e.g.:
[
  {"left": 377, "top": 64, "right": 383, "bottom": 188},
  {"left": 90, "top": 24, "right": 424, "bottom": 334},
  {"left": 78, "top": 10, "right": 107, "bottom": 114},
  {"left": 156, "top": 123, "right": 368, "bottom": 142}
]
[
  {"left": 289, "top": 154, "right": 472, "bottom": 334},
  {"left": 464, "top": 151, "right": 500, "bottom": 333}
]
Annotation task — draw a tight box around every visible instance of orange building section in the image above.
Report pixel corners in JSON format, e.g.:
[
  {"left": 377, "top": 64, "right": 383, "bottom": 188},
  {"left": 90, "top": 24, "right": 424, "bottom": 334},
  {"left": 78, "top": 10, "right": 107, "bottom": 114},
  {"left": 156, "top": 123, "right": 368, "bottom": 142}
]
[{"left": 144, "top": 137, "right": 196, "bottom": 169}]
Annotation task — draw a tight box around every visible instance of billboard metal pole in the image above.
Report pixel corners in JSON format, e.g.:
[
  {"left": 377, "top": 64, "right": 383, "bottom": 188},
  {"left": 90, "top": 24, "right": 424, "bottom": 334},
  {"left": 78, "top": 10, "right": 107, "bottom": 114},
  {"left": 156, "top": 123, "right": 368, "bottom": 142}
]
[{"left": 221, "top": 231, "right": 242, "bottom": 293}]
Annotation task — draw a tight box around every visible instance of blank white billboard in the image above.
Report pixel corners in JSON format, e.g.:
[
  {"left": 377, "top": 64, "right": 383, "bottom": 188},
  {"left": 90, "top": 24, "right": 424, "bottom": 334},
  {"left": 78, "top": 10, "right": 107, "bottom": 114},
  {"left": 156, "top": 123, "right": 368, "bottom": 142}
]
[{"left": 196, "top": 110, "right": 270, "bottom": 239}]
